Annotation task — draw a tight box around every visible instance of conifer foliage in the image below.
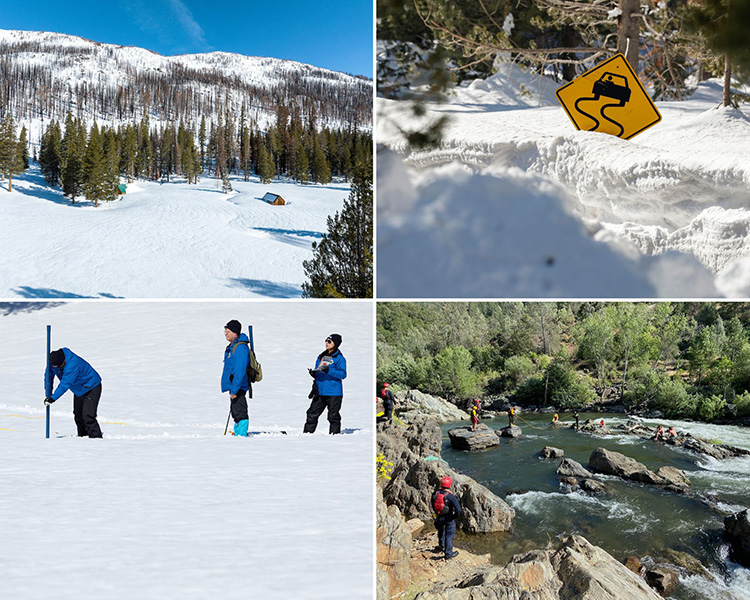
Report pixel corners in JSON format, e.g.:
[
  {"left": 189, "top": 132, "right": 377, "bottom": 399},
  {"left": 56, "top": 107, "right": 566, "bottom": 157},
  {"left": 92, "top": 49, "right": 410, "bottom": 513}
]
[
  {"left": 0, "top": 113, "right": 24, "bottom": 191},
  {"left": 302, "top": 149, "right": 373, "bottom": 298}
]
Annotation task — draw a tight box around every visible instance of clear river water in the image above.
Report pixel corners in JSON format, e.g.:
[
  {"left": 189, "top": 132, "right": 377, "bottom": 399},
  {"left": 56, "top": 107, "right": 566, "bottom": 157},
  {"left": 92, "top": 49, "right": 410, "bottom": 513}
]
[{"left": 440, "top": 413, "right": 750, "bottom": 600}]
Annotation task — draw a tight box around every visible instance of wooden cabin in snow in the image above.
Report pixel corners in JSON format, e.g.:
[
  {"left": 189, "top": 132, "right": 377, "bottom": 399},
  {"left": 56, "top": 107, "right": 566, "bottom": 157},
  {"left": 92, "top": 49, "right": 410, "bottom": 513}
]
[{"left": 261, "top": 192, "right": 286, "bottom": 206}]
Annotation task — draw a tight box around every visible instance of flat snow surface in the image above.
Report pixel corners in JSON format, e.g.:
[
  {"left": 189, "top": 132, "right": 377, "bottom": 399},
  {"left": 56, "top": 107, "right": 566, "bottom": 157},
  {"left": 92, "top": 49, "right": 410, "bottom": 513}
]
[
  {"left": 0, "top": 301, "right": 374, "bottom": 599},
  {"left": 0, "top": 168, "right": 349, "bottom": 298},
  {"left": 377, "top": 60, "right": 750, "bottom": 297}
]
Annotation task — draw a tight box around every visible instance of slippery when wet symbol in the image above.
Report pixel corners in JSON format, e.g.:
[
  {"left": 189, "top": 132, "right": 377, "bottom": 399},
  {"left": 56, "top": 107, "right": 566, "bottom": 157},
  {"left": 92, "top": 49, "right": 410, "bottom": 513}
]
[{"left": 555, "top": 54, "right": 661, "bottom": 140}]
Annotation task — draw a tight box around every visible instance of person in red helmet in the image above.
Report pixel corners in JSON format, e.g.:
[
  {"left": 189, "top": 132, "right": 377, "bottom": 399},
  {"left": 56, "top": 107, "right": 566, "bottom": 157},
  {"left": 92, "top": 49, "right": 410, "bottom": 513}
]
[
  {"left": 381, "top": 382, "right": 397, "bottom": 422},
  {"left": 432, "top": 475, "right": 462, "bottom": 560}
]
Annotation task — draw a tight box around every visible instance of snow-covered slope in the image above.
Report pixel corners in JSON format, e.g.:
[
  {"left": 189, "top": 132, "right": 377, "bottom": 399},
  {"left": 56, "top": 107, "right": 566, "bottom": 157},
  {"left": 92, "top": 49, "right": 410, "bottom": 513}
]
[
  {"left": 0, "top": 29, "right": 372, "bottom": 134},
  {"left": 377, "top": 62, "right": 750, "bottom": 297},
  {"left": 0, "top": 301, "right": 374, "bottom": 599},
  {"left": 0, "top": 166, "right": 349, "bottom": 298}
]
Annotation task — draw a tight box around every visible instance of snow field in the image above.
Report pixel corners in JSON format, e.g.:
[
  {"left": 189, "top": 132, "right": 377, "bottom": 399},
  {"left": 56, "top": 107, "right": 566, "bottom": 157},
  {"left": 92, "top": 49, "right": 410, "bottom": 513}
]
[
  {"left": 0, "top": 301, "right": 374, "bottom": 599},
  {"left": 0, "top": 168, "right": 350, "bottom": 298},
  {"left": 377, "top": 62, "right": 750, "bottom": 297}
]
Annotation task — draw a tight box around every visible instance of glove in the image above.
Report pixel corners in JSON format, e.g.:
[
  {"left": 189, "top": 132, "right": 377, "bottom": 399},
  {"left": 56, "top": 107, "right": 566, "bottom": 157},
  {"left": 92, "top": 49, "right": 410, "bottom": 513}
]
[
  {"left": 44, "top": 397, "right": 55, "bottom": 406},
  {"left": 308, "top": 368, "right": 316, "bottom": 378},
  {"left": 320, "top": 364, "right": 329, "bottom": 373}
]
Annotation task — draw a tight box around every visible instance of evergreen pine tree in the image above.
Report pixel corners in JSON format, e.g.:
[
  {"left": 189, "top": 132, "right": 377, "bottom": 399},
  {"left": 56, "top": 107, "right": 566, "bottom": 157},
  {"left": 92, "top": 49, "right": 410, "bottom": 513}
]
[
  {"left": 310, "top": 135, "right": 332, "bottom": 184},
  {"left": 82, "top": 123, "right": 108, "bottom": 207},
  {"left": 257, "top": 144, "right": 276, "bottom": 184},
  {"left": 290, "top": 131, "right": 309, "bottom": 183},
  {"left": 62, "top": 132, "right": 82, "bottom": 204},
  {"left": 301, "top": 156, "right": 373, "bottom": 298},
  {"left": 102, "top": 128, "right": 120, "bottom": 202},
  {"left": 18, "top": 125, "right": 29, "bottom": 170},
  {"left": 121, "top": 124, "right": 137, "bottom": 182},
  {"left": 0, "top": 113, "right": 19, "bottom": 190},
  {"left": 39, "top": 121, "right": 62, "bottom": 186},
  {"left": 221, "top": 171, "right": 233, "bottom": 194},
  {"left": 199, "top": 115, "right": 207, "bottom": 172}
]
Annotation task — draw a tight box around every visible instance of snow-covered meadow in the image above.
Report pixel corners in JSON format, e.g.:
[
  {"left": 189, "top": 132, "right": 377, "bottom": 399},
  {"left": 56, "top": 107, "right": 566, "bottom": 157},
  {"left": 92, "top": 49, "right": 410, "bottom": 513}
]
[
  {"left": 0, "top": 301, "right": 374, "bottom": 599},
  {"left": 0, "top": 168, "right": 350, "bottom": 298},
  {"left": 377, "top": 57, "right": 750, "bottom": 298}
]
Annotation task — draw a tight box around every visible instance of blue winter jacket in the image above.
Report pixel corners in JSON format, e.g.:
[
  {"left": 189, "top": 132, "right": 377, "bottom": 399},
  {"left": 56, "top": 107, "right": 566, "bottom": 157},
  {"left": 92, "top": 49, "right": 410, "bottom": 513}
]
[
  {"left": 314, "top": 349, "right": 347, "bottom": 396},
  {"left": 44, "top": 348, "right": 102, "bottom": 401},
  {"left": 222, "top": 333, "right": 250, "bottom": 395}
]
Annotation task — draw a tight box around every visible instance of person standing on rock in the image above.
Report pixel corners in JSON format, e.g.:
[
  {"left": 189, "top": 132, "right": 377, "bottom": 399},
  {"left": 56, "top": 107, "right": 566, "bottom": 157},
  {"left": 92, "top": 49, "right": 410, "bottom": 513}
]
[
  {"left": 573, "top": 411, "right": 580, "bottom": 430},
  {"left": 432, "top": 476, "right": 462, "bottom": 560},
  {"left": 381, "top": 382, "right": 396, "bottom": 422},
  {"left": 470, "top": 399, "right": 480, "bottom": 431},
  {"left": 508, "top": 406, "right": 517, "bottom": 426},
  {"left": 44, "top": 348, "right": 103, "bottom": 438},
  {"left": 304, "top": 334, "right": 347, "bottom": 434}
]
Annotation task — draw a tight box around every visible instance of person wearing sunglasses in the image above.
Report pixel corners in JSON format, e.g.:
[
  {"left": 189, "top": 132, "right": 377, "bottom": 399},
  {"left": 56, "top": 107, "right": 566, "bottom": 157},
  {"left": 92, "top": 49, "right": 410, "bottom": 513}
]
[{"left": 304, "top": 334, "right": 347, "bottom": 434}]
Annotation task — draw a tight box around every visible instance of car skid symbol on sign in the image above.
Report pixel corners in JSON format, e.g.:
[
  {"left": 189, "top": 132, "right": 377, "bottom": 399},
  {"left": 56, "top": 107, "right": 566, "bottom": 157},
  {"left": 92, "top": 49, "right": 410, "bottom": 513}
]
[
  {"left": 555, "top": 54, "right": 661, "bottom": 140},
  {"left": 574, "top": 73, "right": 631, "bottom": 137}
]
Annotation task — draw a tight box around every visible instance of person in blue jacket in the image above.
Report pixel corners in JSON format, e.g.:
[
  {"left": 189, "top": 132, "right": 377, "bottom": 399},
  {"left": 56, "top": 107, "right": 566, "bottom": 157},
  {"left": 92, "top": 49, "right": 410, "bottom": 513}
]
[
  {"left": 304, "top": 333, "right": 347, "bottom": 435},
  {"left": 44, "top": 348, "right": 103, "bottom": 438},
  {"left": 222, "top": 320, "right": 250, "bottom": 437}
]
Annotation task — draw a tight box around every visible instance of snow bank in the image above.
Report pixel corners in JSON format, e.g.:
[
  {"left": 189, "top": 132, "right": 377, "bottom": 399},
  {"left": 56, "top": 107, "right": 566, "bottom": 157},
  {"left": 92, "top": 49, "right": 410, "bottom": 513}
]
[
  {"left": 0, "top": 301, "right": 374, "bottom": 599},
  {"left": 377, "top": 64, "right": 750, "bottom": 296},
  {"left": 377, "top": 150, "right": 717, "bottom": 298}
]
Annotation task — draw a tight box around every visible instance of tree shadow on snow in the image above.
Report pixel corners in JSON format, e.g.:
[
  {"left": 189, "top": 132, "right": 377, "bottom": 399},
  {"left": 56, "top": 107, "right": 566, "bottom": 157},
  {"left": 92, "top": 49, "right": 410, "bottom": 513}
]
[
  {"left": 11, "top": 287, "right": 123, "bottom": 299},
  {"left": 0, "top": 301, "right": 65, "bottom": 316},
  {"left": 12, "top": 169, "right": 95, "bottom": 207},
  {"left": 226, "top": 278, "right": 302, "bottom": 298},
  {"left": 253, "top": 227, "right": 323, "bottom": 249}
]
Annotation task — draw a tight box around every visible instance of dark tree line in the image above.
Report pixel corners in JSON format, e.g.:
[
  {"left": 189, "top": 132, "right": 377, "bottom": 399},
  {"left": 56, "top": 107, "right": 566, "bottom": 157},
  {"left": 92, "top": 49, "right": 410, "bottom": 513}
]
[
  {"left": 378, "top": 302, "right": 750, "bottom": 422},
  {"left": 33, "top": 110, "right": 371, "bottom": 204}
]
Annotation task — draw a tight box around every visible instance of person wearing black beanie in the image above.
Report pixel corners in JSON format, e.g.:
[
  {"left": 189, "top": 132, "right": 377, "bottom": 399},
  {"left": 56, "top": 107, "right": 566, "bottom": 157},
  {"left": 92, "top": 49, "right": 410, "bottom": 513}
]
[
  {"left": 44, "top": 347, "right": 104, "bottom": 438},
  {"left": 222, "top": 320, "right": 251, "bottom": 437},
  {"left": 304, "top": 333, "right": 347, "bottom": 434}
]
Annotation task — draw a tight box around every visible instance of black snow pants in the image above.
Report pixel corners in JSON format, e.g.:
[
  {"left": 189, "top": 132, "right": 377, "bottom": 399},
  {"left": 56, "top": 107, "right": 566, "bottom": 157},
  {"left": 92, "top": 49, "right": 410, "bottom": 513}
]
[
  {"left": 73, "top": 383, "right": 103, "bottom": 438},
  {"left": 303, "top": 395, "right": 343, "bottom": 435},
  {"left": 230, "top": 389, "right": 249, "bottom": 423}
]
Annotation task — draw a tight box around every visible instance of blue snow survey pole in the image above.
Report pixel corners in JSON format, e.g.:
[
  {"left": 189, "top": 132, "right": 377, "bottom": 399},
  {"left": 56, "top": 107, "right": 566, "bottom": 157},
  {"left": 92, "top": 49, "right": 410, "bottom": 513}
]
[{"left": 46, "top": 325, "right": 51, "bottom": 439}]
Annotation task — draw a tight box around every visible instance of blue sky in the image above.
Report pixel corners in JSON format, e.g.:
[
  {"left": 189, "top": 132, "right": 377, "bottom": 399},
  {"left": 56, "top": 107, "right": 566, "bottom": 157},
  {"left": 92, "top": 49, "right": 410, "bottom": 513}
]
[{"left": 0, "top": 0, "right": 373, "bottom": 77}]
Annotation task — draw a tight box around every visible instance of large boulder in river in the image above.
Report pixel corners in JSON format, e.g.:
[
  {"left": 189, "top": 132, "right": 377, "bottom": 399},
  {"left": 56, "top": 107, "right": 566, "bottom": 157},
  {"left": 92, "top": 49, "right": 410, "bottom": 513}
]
[
  {"left": 379, "top": 418, "right": 514, "bottom": 533},
  {"left": 589, "top": 448, "right": 664, "bottom": 485},
  {"left": 655, "top": 466, "right": 690, "bottom": 492},
  {"left": 498, "top": 424, "right": 523, "bottom": 438},
  {"left": 724, "top": 509, "right": 750, "bottom": 568},
  {"left": 557, "top": 458, "right": 594, "bottom": 479},
  {"left": 413, "top": 535, "right": 663, "bottom": 600},
  {"left": 396, "top": 390, "right": 468, "bottom": 423},
  {"left": 541, "top": 446, "right": 564, "bottom": 459},
  {"left": 448, "top": 424, "right": 500, "bottom": 451}
]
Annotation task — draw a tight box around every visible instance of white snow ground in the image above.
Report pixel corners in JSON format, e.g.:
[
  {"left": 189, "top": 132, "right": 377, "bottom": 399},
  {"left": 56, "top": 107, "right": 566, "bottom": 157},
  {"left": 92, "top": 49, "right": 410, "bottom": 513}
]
[
  {"left": 0, "top": 167, "right": 349, "bottom": 298},
  {"left": 0, "top": 301, "right": 374, "bottom": 599},
  {"left": 377, "top": 60, "right": 750, "bottom": 297}
]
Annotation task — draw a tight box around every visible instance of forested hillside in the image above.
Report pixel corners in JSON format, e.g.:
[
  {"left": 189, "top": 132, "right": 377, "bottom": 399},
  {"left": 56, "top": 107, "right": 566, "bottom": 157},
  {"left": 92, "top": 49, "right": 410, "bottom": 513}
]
[{"left": 377, "top": 302, "right": 750, "bottom": 422}]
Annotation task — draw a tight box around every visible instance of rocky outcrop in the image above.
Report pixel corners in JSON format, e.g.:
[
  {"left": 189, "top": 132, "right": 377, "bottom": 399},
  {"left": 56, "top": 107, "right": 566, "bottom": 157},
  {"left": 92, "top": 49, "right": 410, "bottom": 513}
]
[
  {"left": 412, "top": 535, "right": 663, "bottom": 600},
  {"left": 377, "top": 487, "right": 412, "bottom": 600},
  {"left": 654, "top": 466, "right": 690, "bottom": 492},
  {"left": 725, "top": 509, "right": 750, "bottom": 568},
  {"left": 396, "top": 390, "right": 468, "bottom": 424},
  {"left": 448, "top": 424, "right": 500, "bottom": 451},
  {"left": 498, "top": 424, "right": 523, "bottom": 438},
  {"left": 379, "top": 419, "right": 514, "bottom": 534},
  {"left": 645, "top": 567, "right": 679, "bottom": 595},
  {"left": 556, "top": 458, "right": 594, "bottom": 479},
  {"left": 541, "top": 446, "right": 564, "bottom": 459},
  {"left": 589, "top": 448, "right": 667, "bottom": 486}
]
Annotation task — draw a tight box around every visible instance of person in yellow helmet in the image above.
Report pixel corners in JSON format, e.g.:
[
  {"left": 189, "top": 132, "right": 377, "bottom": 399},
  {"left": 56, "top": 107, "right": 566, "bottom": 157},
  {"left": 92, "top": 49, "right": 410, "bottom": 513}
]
[
  {"left": 470, "top": 399, "right": 480, "bottom": 431},
  {"left": 552, "top": 413, "right": 559, "bottom": 423},
  {"left": 508, "top": 406, "right": 516, "bottom": 426}
]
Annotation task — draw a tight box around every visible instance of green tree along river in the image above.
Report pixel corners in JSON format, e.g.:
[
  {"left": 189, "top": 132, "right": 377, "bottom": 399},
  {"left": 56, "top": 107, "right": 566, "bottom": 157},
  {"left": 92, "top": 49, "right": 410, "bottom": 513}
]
[{"left": 440, "top": 413, "right": 750, "bottom": 600}]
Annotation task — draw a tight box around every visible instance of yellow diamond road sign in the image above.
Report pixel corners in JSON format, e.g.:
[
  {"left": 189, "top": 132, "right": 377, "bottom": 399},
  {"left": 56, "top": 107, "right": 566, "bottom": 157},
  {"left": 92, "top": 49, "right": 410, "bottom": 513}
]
[{"left": 555, "top": 53, "right": 661, "bottom": 140}]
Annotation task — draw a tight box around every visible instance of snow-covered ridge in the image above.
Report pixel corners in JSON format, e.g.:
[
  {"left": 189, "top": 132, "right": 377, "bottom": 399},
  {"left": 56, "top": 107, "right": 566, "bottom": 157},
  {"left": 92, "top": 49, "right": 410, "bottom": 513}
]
[{"left": 0, "top": 29, "right": 372, "bottom": 132}]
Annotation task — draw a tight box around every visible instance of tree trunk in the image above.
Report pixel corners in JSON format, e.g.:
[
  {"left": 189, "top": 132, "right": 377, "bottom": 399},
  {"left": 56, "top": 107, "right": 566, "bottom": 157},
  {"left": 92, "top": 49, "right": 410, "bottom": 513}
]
[
  {"left": 723, "top": 55, "right": 732, "bottom": 107},
  {"left": 617, "top": 0, "right": 641, "bottom": 72}
]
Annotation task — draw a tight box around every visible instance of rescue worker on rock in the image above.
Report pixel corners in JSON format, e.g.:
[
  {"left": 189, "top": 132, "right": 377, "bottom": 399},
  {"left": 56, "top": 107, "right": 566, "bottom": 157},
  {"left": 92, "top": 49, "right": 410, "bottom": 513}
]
[
  {"left": 381, "top": 382, "right": 396, "bottom": 422},
  {"left": 221, "top": 320, "right": 251, "bottom": 437},
  {"left": 470, "top": 399, "right": 480, "bottom": 431},
  {"left": 432, "top": 476, "right": 462, "bottom": 560},
  {"left": 573, "top": 411, "right": 580, "bottom": 430},
  {"left": 304, "top": 334, "right": 347, "bottom": 434},
  {"left": 44, "top": 348, "right": 103, "bottom": 438},
  {"left": 552, "top": 413, "right": 559, "bottom": 423},
  {"left": 508, "top": 405, "right": 516, "bottom": 426}
]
